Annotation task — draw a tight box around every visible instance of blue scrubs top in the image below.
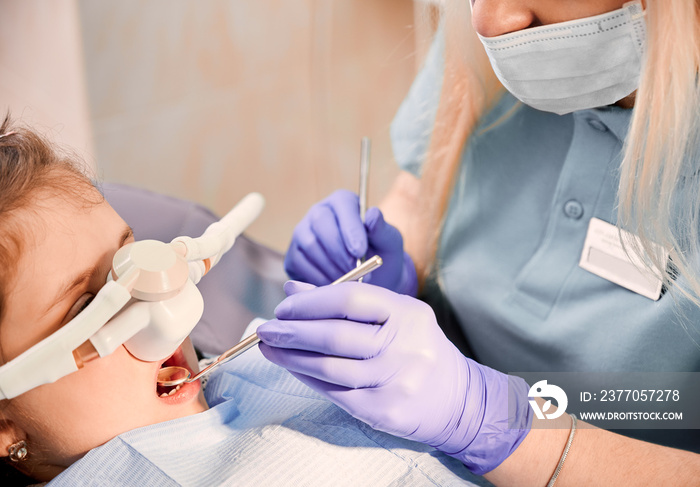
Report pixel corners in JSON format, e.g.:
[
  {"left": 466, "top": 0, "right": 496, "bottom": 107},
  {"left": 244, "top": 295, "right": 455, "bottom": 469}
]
[{"left": 391, "top": 32, "right": 699, "bottom": 450}]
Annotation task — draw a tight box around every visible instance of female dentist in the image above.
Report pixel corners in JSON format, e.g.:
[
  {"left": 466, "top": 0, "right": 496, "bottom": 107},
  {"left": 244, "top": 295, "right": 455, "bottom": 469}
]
[{"left": 259, "top": 0, "right": 700, "bottom": 484}]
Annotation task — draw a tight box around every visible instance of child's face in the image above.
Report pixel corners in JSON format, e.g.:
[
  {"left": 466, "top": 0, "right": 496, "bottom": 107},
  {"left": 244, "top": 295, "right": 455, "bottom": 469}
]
[{"left": 1, "top": 189, "right": 207, "bottom": 477}]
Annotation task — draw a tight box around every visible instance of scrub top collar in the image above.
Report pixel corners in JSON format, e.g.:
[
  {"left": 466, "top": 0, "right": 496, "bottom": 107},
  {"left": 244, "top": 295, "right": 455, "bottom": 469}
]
[{"left": 587, "top": 103, "right": 634, "bottom": 143}]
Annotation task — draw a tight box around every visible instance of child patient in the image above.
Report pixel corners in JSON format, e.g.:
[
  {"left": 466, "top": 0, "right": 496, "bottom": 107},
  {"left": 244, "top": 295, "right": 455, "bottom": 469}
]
[{"left": 0, "top": 116, "right": 475, "bottom": 486}]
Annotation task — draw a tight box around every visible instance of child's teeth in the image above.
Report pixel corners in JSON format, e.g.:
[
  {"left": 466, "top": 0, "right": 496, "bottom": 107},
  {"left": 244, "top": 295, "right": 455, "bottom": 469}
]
[{"left": 158, "top": 384, "right": 182, "bottom": 399}]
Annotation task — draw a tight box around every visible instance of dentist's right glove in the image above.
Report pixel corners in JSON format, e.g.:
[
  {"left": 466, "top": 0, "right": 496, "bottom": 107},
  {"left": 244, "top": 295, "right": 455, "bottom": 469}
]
[
  {"left": 284, "top": 190, "right": 417, "bottom": 296},
  {"left": 257, "top": 281, "right": 533, "bottom": 475}
]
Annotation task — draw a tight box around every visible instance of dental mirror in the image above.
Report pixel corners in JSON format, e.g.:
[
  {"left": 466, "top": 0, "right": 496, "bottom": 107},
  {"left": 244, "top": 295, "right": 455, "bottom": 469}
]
[{"left": 157, "top": 255, "right": 383, "bottom": 388}]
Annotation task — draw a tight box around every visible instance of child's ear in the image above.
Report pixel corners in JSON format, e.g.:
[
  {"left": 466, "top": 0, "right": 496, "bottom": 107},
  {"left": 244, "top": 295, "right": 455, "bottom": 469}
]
[
  {"left": 0, "top": 417, "right": 38, "bottom": 483},
  {"left": 0, "top": 418, "right": 25, "bottom": 459}
]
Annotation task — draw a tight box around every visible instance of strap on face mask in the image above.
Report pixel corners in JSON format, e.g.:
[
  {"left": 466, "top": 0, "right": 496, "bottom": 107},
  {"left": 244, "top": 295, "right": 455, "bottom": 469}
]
[{"left": 0, "top": 269, "right": 138, "bottom": 400}]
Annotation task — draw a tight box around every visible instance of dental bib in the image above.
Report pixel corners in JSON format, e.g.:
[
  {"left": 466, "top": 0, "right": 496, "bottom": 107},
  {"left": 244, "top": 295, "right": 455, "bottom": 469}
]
[{"left": 477, "top": 1, "right": 646, "bottom": 115}]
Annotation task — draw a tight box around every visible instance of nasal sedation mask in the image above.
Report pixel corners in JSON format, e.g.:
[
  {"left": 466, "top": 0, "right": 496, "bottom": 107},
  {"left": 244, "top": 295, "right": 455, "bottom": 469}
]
[{"left": 0, "top": 193, "right": 266, "bottom": 400}]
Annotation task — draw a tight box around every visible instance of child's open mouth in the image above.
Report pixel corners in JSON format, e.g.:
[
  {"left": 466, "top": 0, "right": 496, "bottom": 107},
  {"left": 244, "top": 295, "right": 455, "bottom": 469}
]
[{"left": 155, "top": 346, "right": 200, "bottom": 402}]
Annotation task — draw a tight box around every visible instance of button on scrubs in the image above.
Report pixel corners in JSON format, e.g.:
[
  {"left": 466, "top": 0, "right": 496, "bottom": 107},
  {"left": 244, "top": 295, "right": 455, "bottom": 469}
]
[{"left": 391, "top": 31, "right": 700, "bottom": 451}]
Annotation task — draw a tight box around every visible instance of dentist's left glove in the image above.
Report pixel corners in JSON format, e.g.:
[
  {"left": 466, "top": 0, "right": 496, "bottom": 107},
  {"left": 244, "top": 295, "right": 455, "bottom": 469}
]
[
  {"left": 257, "top": 281, "right": 533, "bottom": 475},
  {"left": 284, "top": 190, "right": 417, "bottom": 296}
]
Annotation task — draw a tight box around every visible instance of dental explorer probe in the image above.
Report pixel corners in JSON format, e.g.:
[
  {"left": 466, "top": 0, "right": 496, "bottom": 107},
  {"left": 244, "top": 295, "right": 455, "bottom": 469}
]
[
  {"left": 357, "top": 137, "right": 371, "bottom": 281},
  {"left": 156, "top": 255, "right": 384, "bottom": 388}
]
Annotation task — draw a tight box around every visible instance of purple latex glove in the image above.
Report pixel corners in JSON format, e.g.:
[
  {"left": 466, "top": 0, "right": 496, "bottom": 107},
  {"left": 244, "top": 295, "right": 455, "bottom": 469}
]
[
  {"left": 284, "top": 190, "right": 417, "bottom": 296},
  {"left": 257, "top": 281, "right": 533, "bottom": 475}
]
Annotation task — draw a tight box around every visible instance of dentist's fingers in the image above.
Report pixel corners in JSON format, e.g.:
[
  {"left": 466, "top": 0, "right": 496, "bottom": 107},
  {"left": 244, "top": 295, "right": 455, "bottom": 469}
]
[
  {"left": 298, "top": 238, "right": 346, "bottom": 281},
  {"left": 361, "top": 206, "right": 411, "bottom": 291},
  {"left": 364, "top": 207, "right": 404, "bottom": 253},
  {"left": 284, "top": 241, "right": 334, "bottom": 285},
  {"left": 257, "top": 318, "right": 386, "bottom": 358},
  {"left": 274, "top": 282, "right": 400, "bottom": 324},
  {"left": 309, "top": 203, "right": 356, "bottom": 272},
  {"left": 323, "top": 190, "right": 368, "bottom": 259},
  {"left": 284, "top": 190, "right": 370, "bottom": 286},
  {"left": 283, "top": 280, "right": 317, "bottom": 296},
  {"left": 286, "top": 214, "right": 347, "bottom": 283},
  {"left": 258, "top": 343, "right": 383, "bottom": 389}
]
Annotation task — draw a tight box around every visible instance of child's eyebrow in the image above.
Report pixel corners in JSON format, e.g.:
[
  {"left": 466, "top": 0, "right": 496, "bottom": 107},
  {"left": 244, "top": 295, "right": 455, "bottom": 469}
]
[
  {"left": 42, "top": 225, "right": 134, "bottom": 317},
  {"left": 120, "top": 226, "right": 135, "bottom": 246}
]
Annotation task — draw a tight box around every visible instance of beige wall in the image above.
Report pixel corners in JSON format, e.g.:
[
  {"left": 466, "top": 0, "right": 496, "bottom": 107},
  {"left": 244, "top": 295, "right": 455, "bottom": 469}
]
[
  {"left": 0, "top": 0, "right": 93, "bottom": 161},
  {"left": 3, "top": 1, "right": 426, "bottom": 253}
]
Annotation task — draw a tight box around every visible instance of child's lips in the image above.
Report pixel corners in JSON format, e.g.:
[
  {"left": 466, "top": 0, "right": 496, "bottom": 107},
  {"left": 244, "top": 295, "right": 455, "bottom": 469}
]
[{"left": 155, "top": 346, "right": 201, "bottom": 403}]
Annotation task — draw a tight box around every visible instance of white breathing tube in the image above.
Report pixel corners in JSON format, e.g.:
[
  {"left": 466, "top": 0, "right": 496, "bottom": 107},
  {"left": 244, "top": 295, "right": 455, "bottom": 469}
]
[
  {"left": 0, "top": 192, "right": 266, "bottom": 399},
  {"left": 172, "top": 192, "right": 265, "bottom": 284}
]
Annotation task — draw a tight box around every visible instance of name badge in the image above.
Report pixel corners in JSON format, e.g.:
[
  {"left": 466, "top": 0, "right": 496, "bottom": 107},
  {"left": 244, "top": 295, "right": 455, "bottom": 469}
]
[{"left": 579, "top": 218, "right": 668, "bottom": 301}]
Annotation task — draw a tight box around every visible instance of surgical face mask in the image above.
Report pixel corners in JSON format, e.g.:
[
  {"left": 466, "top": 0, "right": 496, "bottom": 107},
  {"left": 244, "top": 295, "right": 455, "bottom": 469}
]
[{"left": 477, "top": 1, "right": 646, "bottom": 115}]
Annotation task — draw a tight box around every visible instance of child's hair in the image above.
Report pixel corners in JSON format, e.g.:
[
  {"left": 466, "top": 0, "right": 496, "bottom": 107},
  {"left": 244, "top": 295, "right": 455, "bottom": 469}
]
[
  {"left": 414, "top": 0, "right": 700, "bottom": 318},
  {"left": 0, "top": 113, "right": 99, "bottom": 325},
  {"left": 0, "top": 113, "right": 100, "bottom": 485}
]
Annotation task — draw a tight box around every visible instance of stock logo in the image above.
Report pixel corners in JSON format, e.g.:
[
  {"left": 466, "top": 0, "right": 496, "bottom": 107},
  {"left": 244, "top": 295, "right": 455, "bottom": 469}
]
[{"left": 528, "top": 380, "right": 568, "bottom": 420}]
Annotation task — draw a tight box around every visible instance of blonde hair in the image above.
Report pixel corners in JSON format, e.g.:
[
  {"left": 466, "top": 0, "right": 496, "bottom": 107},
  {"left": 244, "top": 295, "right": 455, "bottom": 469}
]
[
  {"left": 619, "top": 0, "right": 700, "bottom": 307},
  {"left": 410, "top": 0, "right": 502, "bottom": 280},
  {"left": 414, "top": 0, "right": 700, "bottom": 314}
]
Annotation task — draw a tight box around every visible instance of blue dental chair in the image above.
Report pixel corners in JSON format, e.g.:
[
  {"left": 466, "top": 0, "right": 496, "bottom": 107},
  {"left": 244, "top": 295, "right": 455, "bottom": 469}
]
[{"left": 102, "top": 183, "right": 288, "bottom": 356}]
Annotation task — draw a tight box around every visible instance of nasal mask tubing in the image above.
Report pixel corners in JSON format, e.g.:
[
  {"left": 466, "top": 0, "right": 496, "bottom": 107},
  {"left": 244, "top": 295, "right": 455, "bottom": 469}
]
[{"left": 0, "top": 192, "right": 265, "bottom": 399}]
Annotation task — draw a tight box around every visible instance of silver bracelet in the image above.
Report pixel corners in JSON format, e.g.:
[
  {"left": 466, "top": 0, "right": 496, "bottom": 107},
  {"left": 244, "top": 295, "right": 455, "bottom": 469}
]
[{"left": 546, "top": 413, "right": 577, "bottom": 487}]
